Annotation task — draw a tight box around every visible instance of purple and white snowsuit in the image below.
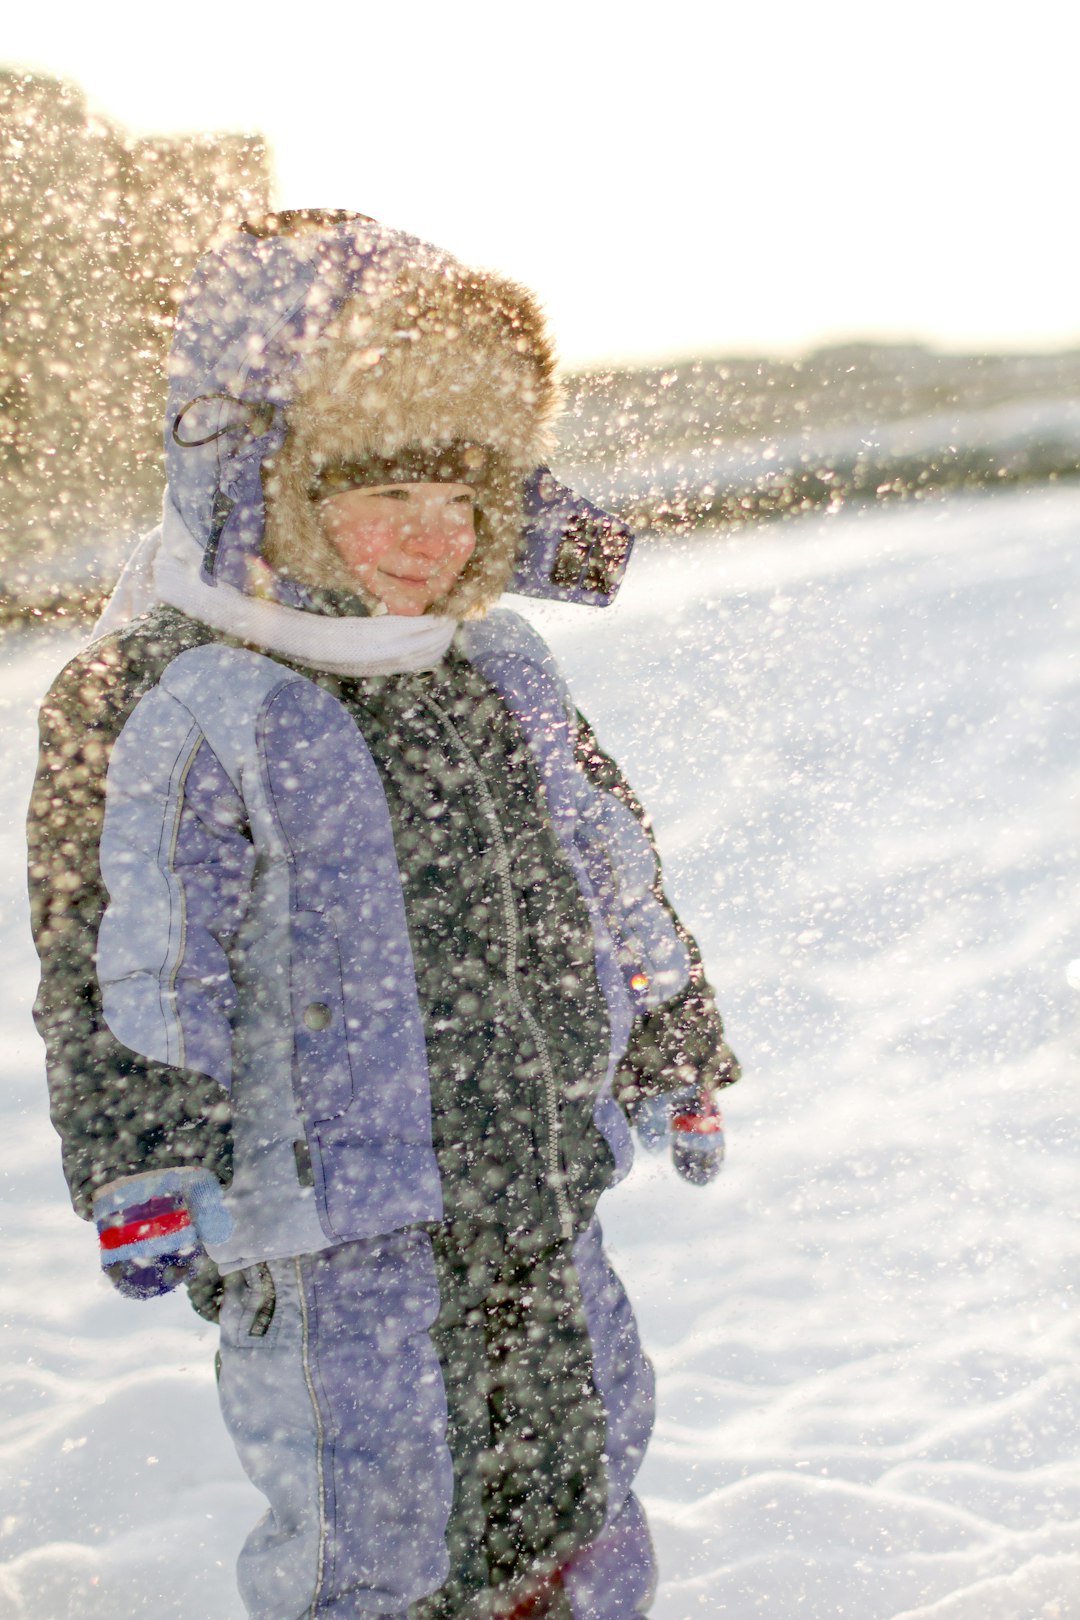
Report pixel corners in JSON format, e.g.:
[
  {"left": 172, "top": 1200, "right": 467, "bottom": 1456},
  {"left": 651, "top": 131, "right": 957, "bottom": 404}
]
[{"left": 27, "top": 216, "right": 738, "bottom": 1620}]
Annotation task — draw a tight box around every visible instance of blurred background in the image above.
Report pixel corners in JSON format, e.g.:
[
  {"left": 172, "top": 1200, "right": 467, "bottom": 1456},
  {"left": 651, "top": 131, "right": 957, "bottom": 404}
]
[{"left": 3, "top": 0, "right": 1080, "bottom": 614}]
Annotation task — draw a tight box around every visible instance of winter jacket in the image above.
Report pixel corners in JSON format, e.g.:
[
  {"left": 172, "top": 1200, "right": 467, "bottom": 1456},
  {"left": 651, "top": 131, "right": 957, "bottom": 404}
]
[{"left": 28, "top": 600, "right": 734, "bottom": 1266}]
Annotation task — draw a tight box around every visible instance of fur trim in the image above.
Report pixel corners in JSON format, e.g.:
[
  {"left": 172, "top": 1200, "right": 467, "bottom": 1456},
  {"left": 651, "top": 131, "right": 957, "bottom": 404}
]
[{"left": 262, "top": 260, "right": 559, "bottom": 616}]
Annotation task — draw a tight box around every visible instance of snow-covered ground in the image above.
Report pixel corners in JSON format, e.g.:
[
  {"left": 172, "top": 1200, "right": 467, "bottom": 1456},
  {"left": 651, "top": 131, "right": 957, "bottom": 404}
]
[{"left": 3, "top": 484, "right": 1079, "bottom": 1618}]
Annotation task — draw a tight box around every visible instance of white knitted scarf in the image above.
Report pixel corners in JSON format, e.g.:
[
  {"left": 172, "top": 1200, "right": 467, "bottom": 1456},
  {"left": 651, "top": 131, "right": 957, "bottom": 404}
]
[{"left": 91, "top": 497, "right": 459, "bottom": 676}]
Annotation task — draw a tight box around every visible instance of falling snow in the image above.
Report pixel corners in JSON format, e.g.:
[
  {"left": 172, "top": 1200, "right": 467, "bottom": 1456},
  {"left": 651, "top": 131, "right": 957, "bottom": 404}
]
[{"left": 2, "top": 482, "right": 1079, "bottom": 1617}]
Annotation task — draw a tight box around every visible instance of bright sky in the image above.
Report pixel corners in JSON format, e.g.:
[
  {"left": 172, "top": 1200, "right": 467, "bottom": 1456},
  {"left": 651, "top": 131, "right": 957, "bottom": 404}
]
[{"left": 6, "top": 1, "right": 1079, "bottom": 369}]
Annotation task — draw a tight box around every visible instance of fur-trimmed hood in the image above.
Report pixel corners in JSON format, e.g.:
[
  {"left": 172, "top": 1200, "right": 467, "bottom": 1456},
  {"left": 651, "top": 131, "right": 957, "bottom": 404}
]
[
  {"left": 160, "top": 211, "right": 632, "bottom": 620},
  {"left": 262, "top": 250, "right": 558, "bottom": 615}
]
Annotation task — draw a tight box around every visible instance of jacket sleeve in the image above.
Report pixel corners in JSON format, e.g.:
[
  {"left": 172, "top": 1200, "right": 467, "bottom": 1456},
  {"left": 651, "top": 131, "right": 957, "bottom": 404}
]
[
  {"left": 27, "top": 644, "right": 247, "bottom": 1220},
  {"left": 571, "top": 711, "right": 740, "bottom": 1116}
]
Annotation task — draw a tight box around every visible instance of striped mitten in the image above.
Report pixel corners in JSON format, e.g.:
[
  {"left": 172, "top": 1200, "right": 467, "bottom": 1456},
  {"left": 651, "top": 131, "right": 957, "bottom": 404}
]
[
  {"left": 633, "top": 1083, "right": 725, "bottom": 1185},
  {"left": 93, "top": 1168, "right": 232, "bottom": 1300}
]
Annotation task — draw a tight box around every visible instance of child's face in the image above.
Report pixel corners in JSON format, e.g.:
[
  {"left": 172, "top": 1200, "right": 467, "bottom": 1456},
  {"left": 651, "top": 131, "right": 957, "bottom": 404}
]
[{"left": 317, "top": 482, "right": 477, "bottom": 615}]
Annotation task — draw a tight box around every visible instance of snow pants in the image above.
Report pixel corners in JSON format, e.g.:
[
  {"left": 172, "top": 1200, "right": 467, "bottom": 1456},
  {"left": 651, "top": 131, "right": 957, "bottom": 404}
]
[{"left": 217, "top": 1219, "right": 657, "bottom": 1619}]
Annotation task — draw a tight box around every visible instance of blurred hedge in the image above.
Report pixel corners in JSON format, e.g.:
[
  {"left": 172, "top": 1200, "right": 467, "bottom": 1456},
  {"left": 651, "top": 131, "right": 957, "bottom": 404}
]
[{"left": 0, "top": 70, "right": 270, "bottom": 606}]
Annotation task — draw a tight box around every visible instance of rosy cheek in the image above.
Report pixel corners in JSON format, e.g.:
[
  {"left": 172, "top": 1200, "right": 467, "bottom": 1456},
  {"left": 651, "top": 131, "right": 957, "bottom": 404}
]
[{"left": 327, "top": 517, "right": 397, "bottom": 569}]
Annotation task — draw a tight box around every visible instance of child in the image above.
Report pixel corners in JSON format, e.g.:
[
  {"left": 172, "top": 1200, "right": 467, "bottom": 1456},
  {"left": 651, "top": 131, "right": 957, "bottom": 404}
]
[{"left": 27, "top": 211, "right": 739, "bottom": 1620}]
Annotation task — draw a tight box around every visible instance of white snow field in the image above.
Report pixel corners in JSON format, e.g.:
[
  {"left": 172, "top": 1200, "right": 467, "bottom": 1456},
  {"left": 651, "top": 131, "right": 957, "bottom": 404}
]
[{"left": 2, "top": 484, "right": 1080, "bottom": 1619}]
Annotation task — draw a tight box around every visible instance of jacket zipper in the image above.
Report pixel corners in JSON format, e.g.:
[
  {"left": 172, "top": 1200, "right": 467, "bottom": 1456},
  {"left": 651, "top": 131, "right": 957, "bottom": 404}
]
[
  {"left": 295, "top": 1257, "right": 329, "bottom": 1618},
  {"left": 162, "top": 726, "right": 206, "bottom": 1068},
  {"left": 417, "top": 694, "right": 574, "bottom": 1242}
]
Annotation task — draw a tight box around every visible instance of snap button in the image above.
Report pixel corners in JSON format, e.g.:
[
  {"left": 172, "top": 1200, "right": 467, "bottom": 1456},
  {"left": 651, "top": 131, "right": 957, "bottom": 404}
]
[{"left": 303, "top": 1001, "right": 332, "bottom": 1032}]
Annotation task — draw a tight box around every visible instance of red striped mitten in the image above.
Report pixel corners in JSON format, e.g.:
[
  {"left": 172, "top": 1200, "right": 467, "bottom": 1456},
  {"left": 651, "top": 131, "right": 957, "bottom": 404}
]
[
  {"left": 633, "top": 1084, "right": 725, "bottom": 1185},
  {"left": 92, "top": 1168, "right": 232, "bottom": 1300},
  {"left": 670, "top": 1083, "right": 725, "bottom": 1185}
]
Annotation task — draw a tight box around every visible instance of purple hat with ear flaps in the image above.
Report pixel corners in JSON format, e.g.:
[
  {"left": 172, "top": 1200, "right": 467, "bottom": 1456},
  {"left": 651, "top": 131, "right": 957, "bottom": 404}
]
[{"left": 164, "top": 214, "right": 634, "bottom": 611}]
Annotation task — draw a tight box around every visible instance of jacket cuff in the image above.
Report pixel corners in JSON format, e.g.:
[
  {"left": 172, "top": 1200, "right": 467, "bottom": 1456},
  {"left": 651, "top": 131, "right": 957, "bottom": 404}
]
[
  {"left": 65, "top": 1057, "right": 233, "bottom": 1221},
  {"left": 613, "top": 978, "right": 740, "bottom": 1120}
]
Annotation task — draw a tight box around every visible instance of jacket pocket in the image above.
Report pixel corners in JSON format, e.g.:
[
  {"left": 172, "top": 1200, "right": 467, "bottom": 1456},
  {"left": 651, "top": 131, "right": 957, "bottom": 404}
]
[
  {"left": 289, "top": 909, "right": 355, "bottom": 1121},
  {"left": 308, "top": 1126, "right": 444, "bottom": 1244},
  {"left": 220, "top": 1261, "right": 280, "bottom": 1350}
]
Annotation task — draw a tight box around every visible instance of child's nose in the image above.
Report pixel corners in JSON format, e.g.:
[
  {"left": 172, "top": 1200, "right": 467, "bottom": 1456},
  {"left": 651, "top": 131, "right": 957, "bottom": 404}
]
[{"left": 402, "top": 514, "right": 456, "bottom": 553}]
